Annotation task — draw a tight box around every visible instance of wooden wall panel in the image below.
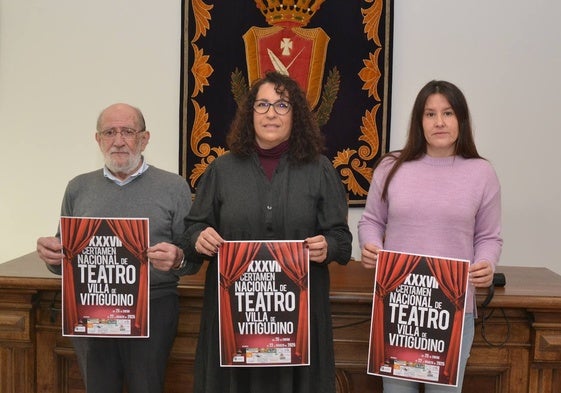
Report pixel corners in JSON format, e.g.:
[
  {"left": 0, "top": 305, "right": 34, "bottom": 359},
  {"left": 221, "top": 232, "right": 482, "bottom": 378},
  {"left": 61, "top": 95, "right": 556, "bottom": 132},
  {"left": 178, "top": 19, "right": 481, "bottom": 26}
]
[{"left": 1, "top": 254, "right": 561, "bottom": 393}]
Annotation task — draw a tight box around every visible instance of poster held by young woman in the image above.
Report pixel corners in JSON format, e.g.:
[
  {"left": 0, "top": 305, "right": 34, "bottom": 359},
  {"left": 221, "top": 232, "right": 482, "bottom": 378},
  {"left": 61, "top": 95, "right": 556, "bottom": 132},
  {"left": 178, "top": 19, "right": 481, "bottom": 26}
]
[{"left": 368, "top": 250, "right": 469, "bottom": 387}]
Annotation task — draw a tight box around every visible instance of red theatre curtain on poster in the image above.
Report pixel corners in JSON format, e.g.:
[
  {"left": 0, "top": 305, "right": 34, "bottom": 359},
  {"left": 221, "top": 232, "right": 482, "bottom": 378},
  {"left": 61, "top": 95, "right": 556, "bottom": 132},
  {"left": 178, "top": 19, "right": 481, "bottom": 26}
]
[
  {"left": 218, "top": 241, "right": 310, "bottom": 367},
  {"left": 60, "top": 217, "right": 150, "bottom": 338},
  {"left": 368, "top": 250, "right": 469, "bottom": 387}
]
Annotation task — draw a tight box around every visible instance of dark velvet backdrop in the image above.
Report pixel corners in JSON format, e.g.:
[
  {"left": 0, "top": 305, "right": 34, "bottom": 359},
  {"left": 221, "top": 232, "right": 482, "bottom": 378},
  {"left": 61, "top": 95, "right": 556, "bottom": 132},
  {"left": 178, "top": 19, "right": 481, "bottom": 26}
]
[{"left": 180, "top": 0, "right": 393, "bottom": 205}]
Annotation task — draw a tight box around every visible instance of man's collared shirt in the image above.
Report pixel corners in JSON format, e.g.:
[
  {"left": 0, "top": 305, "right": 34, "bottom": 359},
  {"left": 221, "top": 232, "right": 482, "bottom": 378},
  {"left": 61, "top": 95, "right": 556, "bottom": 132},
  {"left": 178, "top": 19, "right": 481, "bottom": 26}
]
[{"left": 103, "top": 159, "right": 149, "bottom": 186}]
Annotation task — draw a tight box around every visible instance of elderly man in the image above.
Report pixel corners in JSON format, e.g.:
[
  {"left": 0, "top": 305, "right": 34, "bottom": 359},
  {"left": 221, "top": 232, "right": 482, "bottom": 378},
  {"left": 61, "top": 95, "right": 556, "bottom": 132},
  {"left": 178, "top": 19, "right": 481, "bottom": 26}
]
[{"left": 37, "top": 103, "right": 193, "bottom": 393}]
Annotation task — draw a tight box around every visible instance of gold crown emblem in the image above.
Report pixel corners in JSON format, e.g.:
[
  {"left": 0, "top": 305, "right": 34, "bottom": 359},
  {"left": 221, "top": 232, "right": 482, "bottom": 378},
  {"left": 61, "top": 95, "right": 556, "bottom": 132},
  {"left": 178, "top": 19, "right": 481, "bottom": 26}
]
[{"left": 254, "top": 0, "right": 325, "bottom": 27}]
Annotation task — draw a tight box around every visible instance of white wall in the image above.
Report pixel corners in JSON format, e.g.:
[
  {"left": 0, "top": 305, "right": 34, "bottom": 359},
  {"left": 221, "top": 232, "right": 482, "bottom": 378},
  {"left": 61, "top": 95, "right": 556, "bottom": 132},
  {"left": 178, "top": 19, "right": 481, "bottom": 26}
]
[
  {"left": 0, "top": 0, "right": 182, "bottom": 260},
  {"left": 347, "top": 0, "right": 561, "bottom": 274},
  {"left": 2, "top": 1, "right": 560, "bottom": 275}
]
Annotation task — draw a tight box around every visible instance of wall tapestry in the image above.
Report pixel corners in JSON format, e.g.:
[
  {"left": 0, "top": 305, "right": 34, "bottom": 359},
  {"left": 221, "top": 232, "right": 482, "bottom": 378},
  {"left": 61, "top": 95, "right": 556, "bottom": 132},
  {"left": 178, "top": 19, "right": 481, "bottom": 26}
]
[{"left": 180, "top": 0, "right": 393, "bottom": 206}]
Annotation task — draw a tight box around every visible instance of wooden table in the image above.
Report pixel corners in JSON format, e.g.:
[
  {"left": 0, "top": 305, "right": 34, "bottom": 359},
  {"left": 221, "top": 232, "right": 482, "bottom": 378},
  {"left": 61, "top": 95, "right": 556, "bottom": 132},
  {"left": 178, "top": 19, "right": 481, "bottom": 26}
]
[{"left": 1, "top": 253, "right": 560, "bottom": 392}]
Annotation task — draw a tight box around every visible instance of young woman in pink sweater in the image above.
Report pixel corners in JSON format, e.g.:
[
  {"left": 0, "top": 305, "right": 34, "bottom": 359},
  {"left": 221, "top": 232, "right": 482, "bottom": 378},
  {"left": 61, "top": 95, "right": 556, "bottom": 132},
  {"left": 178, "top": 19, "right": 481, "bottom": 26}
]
[{"left": 358, "top": 80, "right": 503, "bottom": 393}]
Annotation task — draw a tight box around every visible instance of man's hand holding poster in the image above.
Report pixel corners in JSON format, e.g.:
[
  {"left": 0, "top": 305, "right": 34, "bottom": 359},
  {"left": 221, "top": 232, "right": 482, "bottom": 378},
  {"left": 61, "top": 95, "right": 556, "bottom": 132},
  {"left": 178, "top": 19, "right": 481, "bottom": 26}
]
[
  {"left": 218, "top": 240, "right": 310, "bottom": 367},
  {"left": 368, "top": 250, "right": 469, "bottom": 387},
  {"left": 60, "top": 217, "right": 150, "bottom": 338}
]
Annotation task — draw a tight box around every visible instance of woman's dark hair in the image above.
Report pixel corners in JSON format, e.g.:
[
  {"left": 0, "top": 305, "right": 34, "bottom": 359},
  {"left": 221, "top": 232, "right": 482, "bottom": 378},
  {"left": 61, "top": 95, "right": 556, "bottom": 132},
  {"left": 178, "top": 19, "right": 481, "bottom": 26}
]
[
  {"left": 378, "top": 80, "right": 483, "bottom": 200},
  {"left": 226, "top": 71, "right": 324, "bottom": 163}
]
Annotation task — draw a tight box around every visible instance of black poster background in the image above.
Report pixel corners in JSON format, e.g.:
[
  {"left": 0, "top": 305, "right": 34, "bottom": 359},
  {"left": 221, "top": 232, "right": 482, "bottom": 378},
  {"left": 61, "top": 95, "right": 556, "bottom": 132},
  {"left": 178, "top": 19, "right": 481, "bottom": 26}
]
[{"left": 180, "top": 0, "right": 393, "bottom": 205}]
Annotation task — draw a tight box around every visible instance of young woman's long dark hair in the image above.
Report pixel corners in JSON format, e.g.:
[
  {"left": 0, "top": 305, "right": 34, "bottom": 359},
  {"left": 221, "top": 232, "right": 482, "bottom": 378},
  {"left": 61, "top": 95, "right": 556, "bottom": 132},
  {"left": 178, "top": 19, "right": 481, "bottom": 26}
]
[
  {"left": 378, "top": 80, "right": 483, "bottom": 201},
  {"left": 226, "top": 71, "right": 324, "bottom": 163}
]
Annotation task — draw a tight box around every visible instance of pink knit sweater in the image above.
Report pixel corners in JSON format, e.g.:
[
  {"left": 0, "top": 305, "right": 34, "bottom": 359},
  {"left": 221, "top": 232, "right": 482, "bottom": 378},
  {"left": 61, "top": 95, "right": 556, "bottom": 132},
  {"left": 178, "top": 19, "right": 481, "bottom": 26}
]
[{"left": 358, "top": 154, "right": 503, "bottom": 313}]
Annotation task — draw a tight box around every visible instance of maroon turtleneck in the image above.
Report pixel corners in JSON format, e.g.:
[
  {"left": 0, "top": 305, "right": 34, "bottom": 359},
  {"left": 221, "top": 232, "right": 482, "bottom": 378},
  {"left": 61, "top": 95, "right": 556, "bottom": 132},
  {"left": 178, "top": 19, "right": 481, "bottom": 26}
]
[{"left": 255, "top": 140, "right": 290, "bottom": 180}]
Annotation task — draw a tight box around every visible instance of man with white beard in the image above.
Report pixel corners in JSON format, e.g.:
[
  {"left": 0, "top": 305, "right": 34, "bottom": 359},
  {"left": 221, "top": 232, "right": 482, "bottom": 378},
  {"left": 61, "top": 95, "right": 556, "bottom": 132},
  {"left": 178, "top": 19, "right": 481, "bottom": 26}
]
[{"left": 36, "top": 103, "right": 194, "bottom": 393}]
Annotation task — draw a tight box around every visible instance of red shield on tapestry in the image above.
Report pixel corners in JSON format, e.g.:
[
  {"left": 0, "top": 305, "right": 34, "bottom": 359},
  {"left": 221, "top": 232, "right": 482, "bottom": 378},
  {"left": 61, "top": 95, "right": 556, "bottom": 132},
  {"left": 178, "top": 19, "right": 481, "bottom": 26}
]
[{"left": 243, "top": 25, "right": 329, "bottom": 108}]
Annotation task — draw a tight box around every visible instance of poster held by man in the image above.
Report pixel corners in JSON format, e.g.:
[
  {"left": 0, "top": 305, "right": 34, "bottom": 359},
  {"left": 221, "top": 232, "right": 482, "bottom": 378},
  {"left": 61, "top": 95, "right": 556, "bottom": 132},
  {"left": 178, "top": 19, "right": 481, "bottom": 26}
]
[{"left": 60, "top": 216, "right": 150, "bottom": 338}]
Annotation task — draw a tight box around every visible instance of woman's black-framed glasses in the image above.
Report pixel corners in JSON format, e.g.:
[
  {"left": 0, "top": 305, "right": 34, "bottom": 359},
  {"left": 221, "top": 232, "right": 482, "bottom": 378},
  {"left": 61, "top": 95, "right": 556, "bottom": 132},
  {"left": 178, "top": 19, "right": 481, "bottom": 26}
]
[{"left": 253, "top": 100, "right": 291, "bottom": 115}]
